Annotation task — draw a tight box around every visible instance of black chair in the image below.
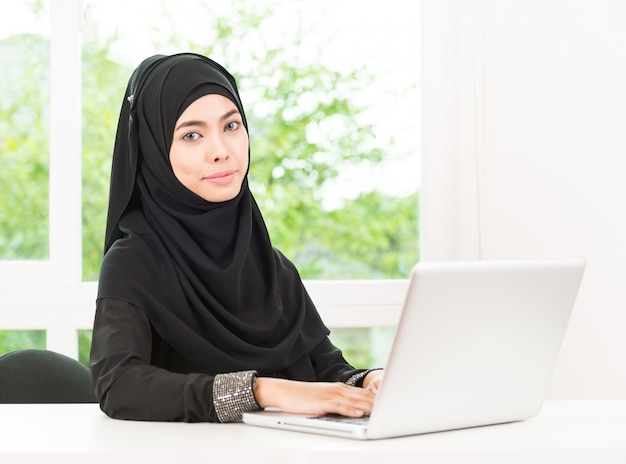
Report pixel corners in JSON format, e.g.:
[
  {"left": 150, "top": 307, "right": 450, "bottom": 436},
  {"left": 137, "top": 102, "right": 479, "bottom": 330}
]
[{"left": 0, "top": 348, "right": 97, "bottom": 403}]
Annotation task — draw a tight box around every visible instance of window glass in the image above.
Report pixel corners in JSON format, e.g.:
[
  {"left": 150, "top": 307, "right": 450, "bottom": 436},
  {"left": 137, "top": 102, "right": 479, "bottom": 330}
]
[
  {"left": 0, "top": 330, "right": 46, "bottom": 357},
  {"left": 77, "top": 0, "right": 420, "bottom": 365},
  {"left": 78, "top": 329, "right": 92, "bottom": 366},
  {"left": 81, "top": 0, "right": 420, "bottom": 281},
  {"left": 329, "top": 327, "right": 396, "bottom": 368},
  {"left": 0, "top": 1, "right": 51, "bottom": 260}
]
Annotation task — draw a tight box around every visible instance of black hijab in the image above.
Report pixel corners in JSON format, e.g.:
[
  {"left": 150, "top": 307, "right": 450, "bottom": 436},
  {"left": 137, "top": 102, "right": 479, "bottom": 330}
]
[{"left": 98, "top": 53, "right": 329, "bottom": 375}]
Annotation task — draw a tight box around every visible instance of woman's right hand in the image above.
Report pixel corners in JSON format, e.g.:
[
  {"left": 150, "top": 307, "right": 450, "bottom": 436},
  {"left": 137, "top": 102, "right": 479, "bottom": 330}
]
[{"left": 254, "top": 377, "right": 376, "bottom": 418}]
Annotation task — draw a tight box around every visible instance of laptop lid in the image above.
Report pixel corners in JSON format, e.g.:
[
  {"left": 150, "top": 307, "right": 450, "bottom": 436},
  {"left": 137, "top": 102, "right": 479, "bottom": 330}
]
[{"left": 243, "top": 259, "right": 586, "bottom": 440}]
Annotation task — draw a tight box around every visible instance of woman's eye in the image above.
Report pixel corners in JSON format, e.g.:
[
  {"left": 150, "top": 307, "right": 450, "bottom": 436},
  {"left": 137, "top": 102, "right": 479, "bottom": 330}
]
[
  {"left": 225, "top": 121, "right": 239, "bottom": 131},
  {"left": 183, "top": 132, "right": 201, "bottom": 141}
]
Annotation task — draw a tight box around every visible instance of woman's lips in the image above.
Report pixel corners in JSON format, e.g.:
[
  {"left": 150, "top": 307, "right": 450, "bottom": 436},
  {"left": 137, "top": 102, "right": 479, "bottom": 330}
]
[{"left": 204, "top": 170, "right": 237, "bottom": 184}]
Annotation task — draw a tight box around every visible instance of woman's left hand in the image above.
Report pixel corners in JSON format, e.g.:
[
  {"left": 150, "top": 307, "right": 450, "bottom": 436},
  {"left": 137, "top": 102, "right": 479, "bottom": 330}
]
[{"left": 362, "top": 369, "right": 384, "bottom": 393}]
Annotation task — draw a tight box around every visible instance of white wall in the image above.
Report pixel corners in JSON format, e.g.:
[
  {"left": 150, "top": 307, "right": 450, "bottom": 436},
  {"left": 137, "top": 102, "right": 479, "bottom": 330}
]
[{"left": 421, "top": 0, "right": 626, "bottom": 399}]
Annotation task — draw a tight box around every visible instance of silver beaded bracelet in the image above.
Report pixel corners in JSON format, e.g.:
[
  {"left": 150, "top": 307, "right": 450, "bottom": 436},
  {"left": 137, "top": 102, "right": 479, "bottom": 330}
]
[
  {"left": 345, "top": 368, "right": 383, "bottom": 387},
  {"left": 212, "top": 370, "right": 261, "bottom": 423}
]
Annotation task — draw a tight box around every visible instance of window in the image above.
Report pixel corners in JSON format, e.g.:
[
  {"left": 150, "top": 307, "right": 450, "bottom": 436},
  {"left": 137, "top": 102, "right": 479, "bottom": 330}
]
[
  {"left": 0, "top": 0, "right": 51, "bottom": 356},
  {"left": 0, "top": 0, "right": 420, "bottom": 367},
  {"left": 0, "top": 1, "right": 50, "bottom": 262}
]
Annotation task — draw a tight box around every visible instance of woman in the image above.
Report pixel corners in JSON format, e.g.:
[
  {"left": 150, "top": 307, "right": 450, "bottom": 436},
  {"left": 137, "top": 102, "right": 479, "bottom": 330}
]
[{"left": 90, "top": 52, "right": 383, "bottom": 423}]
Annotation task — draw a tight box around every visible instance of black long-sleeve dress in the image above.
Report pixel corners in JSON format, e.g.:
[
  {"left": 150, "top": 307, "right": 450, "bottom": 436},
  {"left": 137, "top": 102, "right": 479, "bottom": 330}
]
[{"left": 91, "top": 297, "right": 367, "bottom": 423}]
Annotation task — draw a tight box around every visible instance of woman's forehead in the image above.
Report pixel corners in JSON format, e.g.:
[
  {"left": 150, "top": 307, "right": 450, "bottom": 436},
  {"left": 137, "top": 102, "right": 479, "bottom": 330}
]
[{"left": 175, "top": 94, "right": 240, "bottom": 125}]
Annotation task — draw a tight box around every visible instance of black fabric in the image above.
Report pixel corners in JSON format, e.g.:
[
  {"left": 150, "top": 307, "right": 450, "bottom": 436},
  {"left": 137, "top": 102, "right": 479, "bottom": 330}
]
[
  {"left": 0, "top": 349, "right": 97, "bottom": 403},
  {"left": 97, "top": 52, "right": 330, "bottom": 377},
  {"left": 91, "top": 298, "right": 358, "bottom": 422}
]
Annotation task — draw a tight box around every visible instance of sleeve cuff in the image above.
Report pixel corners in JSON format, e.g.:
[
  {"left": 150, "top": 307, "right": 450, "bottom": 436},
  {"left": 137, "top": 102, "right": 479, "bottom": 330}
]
[
  {"left": 345, "top": 368, "right": 384, "bottom": 387},
  {"left": 212, "top": 370, "right": 261, "bottom": 423}
]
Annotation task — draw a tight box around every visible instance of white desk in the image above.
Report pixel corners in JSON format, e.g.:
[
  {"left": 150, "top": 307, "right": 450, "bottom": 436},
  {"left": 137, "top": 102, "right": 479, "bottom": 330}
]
[{"left": 1, "top": 401, "right": 624, "bottom": 463}]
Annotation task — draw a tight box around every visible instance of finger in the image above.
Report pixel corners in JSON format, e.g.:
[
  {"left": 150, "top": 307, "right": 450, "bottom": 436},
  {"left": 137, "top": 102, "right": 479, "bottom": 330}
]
[
  {"left": 306, "top": 382, "right": 377, "bottom": 417},
  {"left": 327, "top": 402, "right": 368, "bottom": 418},
  {"left": 334, "top": 390, "right": 376, "bottom": 416}
]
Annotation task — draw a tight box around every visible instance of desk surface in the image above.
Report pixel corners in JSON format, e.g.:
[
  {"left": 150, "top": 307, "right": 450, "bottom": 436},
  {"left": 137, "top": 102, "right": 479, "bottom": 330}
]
[{"left": 1, "top": 400, "right": 624, "bottom": 463}]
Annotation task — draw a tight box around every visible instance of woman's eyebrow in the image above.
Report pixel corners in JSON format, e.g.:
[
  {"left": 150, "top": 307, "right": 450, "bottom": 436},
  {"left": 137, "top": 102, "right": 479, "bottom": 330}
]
[
  {"left": 220, "top": 108, "right": 240, "bottom": 121},
  {"left": 174, "top": 120, "right": 206, "bottom": 132},
  {"left": 174, "top": 109, "right": 240, "bottom": 132}
]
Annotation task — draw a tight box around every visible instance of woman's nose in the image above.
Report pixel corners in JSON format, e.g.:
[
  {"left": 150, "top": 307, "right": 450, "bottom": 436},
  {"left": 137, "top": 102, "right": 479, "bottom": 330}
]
[
  {"left": 211, "top": 151, "right": 230, "bottom": 162},
  {"left": 205, "top": 133, "right": 230, "bottom": 162}
]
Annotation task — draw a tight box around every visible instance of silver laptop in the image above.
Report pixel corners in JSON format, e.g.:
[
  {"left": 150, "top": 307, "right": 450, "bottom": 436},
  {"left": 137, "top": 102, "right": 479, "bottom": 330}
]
[{"left": 243, "top": 259, "right": 586, "bottom": 440}]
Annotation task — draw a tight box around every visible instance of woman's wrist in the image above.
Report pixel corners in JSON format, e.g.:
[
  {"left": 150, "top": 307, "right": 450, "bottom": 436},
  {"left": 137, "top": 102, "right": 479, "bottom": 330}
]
[
  {"left": 361, "top": 368, "right": 384, "bottom": 390},
  {"left": 253, "top": 377, "right": 281, "bottom": 409}
]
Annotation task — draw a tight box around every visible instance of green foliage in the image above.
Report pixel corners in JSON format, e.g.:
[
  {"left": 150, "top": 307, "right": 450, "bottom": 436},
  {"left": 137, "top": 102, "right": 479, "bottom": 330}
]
[
  {"left": 0, "top": 34, "right": 49, "bottom": 259},
  {"left": 81, "top": 37, "right": 133, "bottom": 280},
  {"left": 329, "top": 328, "right": 375, "bottom": 369},
  {"left": 0, "top": 331, "right": 46, "bottom": 356},
  {"left": 77, "top": 329, "right": 92, "bottom": 366},
  {"left": 307, "top": 191, "right": 419, "bottom": 279}
]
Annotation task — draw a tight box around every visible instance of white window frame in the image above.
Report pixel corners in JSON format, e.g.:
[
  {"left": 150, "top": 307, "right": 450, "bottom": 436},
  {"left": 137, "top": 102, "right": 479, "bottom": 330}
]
[{"left": 0, "top": 0, "right": 414, "bottom": 359}]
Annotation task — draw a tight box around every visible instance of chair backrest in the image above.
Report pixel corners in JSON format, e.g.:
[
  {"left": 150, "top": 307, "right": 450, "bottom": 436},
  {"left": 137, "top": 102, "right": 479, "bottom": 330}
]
[{"left": 0, "top": 349, "right": 97, "bottom": 403}]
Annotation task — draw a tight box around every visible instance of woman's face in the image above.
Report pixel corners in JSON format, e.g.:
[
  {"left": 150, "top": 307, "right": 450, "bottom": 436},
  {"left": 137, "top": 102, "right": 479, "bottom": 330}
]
[{"left": 169, "top": 94, "right": 249, "bottom": 202}]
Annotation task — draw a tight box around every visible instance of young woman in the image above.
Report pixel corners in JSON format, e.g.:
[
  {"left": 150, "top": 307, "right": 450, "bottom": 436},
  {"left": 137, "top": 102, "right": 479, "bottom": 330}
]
[{"left": 90, "top": 52, "right": 383, "bottom": 422}]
